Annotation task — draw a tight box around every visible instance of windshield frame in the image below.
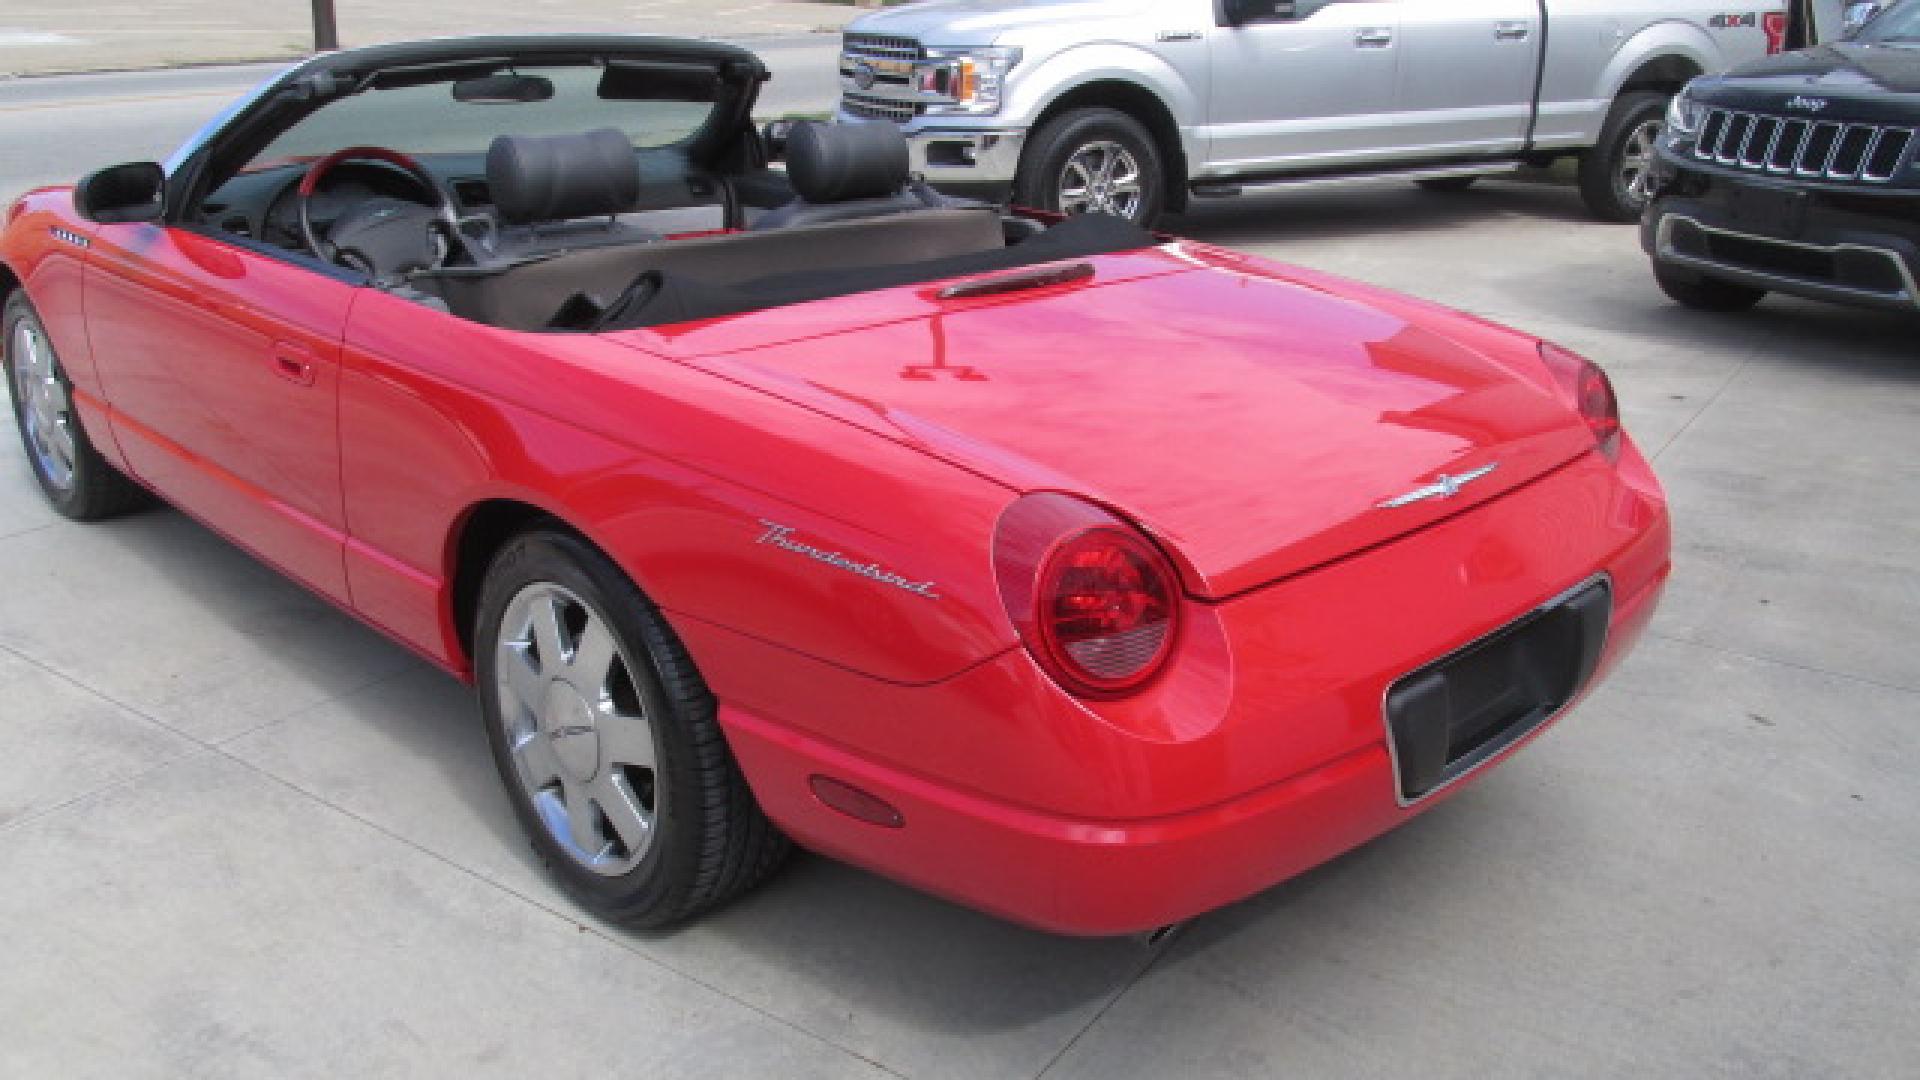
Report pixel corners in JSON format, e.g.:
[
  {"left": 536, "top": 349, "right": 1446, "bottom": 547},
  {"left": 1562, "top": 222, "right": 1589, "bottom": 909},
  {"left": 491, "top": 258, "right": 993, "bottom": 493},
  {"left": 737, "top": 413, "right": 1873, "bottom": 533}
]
[{"left": 162, "top": 35, "right": 766, "bottom": 230}]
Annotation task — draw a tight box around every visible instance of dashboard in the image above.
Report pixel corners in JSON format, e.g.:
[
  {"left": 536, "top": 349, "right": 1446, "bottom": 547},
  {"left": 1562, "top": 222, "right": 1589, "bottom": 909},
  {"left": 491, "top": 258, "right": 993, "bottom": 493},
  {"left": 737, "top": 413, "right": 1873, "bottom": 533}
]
[{"left": 196, "top": 147, "right": 741, "bottom": 255}]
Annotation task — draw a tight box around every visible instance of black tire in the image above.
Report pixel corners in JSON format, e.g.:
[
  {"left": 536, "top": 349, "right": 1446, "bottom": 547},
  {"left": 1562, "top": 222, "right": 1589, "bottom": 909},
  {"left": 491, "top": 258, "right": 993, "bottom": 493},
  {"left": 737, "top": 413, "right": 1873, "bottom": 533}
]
[
  {"left": 1579, "top": 91, "right": 1670, "bottom": 223},
  {"left": 1015, "top": 106, "right": 1166, "bottom": 227},
  {"left": 1416, "top": 176, "right": 1480, "bottom": 193},
  {"left": 1652, "top": 259, "right": 1768, "bottom": 312},
  {"left": 3, "top": 290, "right": 149, "bottom": 520},
  {"left": 475, "top": 528, "right": 789, "bottom": 930}
]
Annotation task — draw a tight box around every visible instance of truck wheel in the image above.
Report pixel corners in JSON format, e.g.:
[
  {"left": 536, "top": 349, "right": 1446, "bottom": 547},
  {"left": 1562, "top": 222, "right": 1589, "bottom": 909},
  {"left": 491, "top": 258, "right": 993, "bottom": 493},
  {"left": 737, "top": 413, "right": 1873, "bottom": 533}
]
[
  {"left": 1652, "top": 260, "right": 1767, "bottom": 312},
  {"left": 1580, "top": 91, "right": 1669, "bottom": 223},
  {"left": 1016, "top": 107, "right": 1165, "bottom": 227},
  {"left": 1416, "top": 176, "right": 1479, "bottom": 193}
]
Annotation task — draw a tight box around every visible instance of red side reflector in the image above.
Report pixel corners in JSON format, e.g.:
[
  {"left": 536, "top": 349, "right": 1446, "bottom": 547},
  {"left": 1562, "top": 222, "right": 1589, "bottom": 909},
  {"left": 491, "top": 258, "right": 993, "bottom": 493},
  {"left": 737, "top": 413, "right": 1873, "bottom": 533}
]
[{"left": 809, "top": 775, "right": 905, "bottom": 829}]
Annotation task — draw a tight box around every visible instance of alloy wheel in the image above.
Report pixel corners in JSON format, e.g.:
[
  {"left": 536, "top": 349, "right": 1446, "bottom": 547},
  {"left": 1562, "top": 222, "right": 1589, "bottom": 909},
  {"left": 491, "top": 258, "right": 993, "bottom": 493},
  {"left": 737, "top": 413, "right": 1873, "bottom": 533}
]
[
  {"left": 1058, "top": 140, "right": 1144, "bottom": 219},
  {"left": 1618, "top": 118, "right": 1663, "bottom": 208},
  {"left": 493, "top": 581, "right": 662, "bottom": 876},
  {"left": 9, "top": 318, "right": 76, "bottom": 493}
]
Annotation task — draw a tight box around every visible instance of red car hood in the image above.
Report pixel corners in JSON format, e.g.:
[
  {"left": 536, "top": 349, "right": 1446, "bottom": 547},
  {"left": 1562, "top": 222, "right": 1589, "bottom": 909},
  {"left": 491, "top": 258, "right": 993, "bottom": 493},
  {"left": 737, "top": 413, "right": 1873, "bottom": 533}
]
[{"left": 612, "top": 245, "right": 1596, "bottom": 598}]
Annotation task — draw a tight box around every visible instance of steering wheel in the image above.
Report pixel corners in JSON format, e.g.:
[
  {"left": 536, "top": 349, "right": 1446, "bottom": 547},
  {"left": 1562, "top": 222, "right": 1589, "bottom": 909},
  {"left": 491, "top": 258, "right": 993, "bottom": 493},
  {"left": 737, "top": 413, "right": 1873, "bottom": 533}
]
[{"left": 297, "top": 146, "right": 467, "bottom": 281}]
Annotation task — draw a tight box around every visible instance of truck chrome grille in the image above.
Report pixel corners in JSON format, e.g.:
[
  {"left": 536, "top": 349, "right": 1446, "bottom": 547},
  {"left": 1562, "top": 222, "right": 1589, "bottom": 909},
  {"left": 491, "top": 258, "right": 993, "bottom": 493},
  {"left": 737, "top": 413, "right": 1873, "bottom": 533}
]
[
  {"left": 842, "top": 33, "right": 923, "bottom": 64},
  {"left": 842, "top": 94, "right": 921, "bottom": 124},
  {"left": 1695, "top": 107, "right": 1915, "bottom": 184}
]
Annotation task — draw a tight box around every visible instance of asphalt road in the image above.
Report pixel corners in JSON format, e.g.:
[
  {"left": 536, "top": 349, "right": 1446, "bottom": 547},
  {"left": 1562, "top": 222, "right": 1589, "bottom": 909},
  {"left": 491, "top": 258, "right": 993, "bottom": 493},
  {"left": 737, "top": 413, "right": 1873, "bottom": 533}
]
[
  {"left": 0, "top": 36, "right": 842, "bottom": 203},
  {"left": 1, "top": 47, "right": 1916, "bottom": 1080}
]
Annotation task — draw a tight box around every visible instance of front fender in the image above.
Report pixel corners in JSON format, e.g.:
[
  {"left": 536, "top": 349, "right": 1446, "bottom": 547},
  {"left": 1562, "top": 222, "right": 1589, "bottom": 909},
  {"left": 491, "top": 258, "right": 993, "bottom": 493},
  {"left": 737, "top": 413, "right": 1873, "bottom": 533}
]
[
  {"left": 0, "top": 188, "right": 107, "bottom": 407},
  {"left": 1007, "top": 41, "right": 1203, "bottom": 158}
]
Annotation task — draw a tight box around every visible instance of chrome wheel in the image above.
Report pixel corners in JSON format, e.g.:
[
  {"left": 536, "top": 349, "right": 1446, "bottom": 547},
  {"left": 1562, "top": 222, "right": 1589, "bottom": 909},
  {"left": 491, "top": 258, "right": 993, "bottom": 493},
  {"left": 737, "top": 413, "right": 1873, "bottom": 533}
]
[
  {"left": 493, "top": 581, "right": 661, "bottom": 876},
  {"left": 1618, "top": 118, "right": 1663, "bottom": 206},
  {"left": 9, "top": 317, "right": 76, "bottom": 493},
  {"left": 1058, "top": 140, "right": 1144, "bottom": 218}
]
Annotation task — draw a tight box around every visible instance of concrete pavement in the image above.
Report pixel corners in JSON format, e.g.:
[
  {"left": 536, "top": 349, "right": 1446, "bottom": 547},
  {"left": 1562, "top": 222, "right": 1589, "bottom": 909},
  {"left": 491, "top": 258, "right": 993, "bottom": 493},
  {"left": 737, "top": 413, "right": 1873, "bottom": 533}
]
[
  {"left": 1, "top": 66, "right": 1917, "bottom": 1080},
  {"left": 0, "top": 0, "right": 865, "bottom": 77}
]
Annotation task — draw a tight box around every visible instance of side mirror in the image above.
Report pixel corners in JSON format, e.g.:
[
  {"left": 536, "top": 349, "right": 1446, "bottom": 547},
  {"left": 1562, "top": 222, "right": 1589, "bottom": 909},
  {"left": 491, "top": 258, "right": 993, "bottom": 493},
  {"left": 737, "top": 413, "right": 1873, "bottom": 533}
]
[
  {"left": 74, "top": 162, "right": 166, "bottom": 224},
  {"left": 1843, "top": 1, "right": 1885, "bottom": 38}
]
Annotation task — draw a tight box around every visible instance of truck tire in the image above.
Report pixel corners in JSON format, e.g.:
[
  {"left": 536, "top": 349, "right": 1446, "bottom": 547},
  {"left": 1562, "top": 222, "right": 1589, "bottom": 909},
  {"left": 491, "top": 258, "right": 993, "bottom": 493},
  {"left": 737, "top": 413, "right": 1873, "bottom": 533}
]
[
  {"left": 1015, "top": 107, "right": 1165, "bottom": 227},
  {"left": 1580, "top": 91, "right": 1670, "bottom": 222},
  {"left": 1652, "top": 259, "right": 1767, "bottom": 312}
]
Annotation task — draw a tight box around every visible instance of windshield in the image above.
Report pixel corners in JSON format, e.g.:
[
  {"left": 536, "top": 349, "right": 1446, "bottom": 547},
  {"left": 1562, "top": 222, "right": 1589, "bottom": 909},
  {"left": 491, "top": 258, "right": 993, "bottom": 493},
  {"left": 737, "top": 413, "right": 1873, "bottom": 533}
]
[
  {"left": 247, "top": 63, "right": 717, "bottom": 168},
  {"left": 1861, "top": 0, "right": 1920, "bottom": 42}
]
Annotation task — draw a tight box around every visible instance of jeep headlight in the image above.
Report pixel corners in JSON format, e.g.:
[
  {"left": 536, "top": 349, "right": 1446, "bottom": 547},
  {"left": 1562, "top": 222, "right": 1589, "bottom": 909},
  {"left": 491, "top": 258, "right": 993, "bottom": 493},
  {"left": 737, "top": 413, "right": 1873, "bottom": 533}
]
[
  {"left": 917, "top": 48, "right": 1022, "bottom": 116},
  {"left": 1665, "top": 89, "right": 1708, "bottom": 144}
]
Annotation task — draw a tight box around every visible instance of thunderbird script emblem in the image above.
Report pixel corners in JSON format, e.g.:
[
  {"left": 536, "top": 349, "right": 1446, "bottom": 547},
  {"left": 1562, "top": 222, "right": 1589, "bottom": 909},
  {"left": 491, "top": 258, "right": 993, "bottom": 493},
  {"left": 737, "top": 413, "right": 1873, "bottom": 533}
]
[
  {"left": 1377, "top": 463, "right": 1500, "bottom": 509},
  {"left": 756, "top": 521, "right": 940, "bottom": 599}
]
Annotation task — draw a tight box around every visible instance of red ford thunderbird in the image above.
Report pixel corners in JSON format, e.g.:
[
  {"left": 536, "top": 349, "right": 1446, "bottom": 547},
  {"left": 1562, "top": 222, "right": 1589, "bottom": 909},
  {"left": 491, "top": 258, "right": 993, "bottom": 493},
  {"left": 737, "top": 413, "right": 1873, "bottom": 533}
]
[{"left": 0, "top": 36, "right": 1669, "bottom": 935}]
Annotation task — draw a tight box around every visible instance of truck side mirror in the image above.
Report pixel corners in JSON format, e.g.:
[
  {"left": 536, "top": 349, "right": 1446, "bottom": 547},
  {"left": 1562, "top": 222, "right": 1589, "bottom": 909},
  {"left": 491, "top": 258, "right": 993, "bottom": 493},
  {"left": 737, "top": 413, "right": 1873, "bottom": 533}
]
[
  {"left": 74, "top": 162, "right": 166, "bottom": 224},
  {"left": 1842, "top": 1, "right": 1885, "bottom": 38}
]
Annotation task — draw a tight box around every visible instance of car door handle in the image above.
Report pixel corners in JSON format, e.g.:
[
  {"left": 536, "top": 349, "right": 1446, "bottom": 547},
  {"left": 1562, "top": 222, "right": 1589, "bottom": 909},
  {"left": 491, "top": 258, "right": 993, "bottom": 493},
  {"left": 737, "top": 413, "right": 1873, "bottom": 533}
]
[
  {"left": 271, "top": 343, "right": 318, "bottom": 387},
  {"left": 1494, "top": 21, "right": 1532, "bottom": 41},
  {"left": 1354, "top": 27, "right": 1394, "bottom": 48}
]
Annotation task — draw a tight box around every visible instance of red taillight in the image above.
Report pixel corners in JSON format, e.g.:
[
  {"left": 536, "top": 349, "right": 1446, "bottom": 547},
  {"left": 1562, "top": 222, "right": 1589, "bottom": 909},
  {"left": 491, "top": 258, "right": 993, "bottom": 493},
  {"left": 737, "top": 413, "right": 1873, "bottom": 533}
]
[
  {"left": 1539, "top": 341, "right": 1622, "bottom": 460},
  {"left": 994, "top": 494, "right": 1182, "bottom": 699},
  {"left": 1763, "top": 11, "right": 1788, "bottom": 54}
]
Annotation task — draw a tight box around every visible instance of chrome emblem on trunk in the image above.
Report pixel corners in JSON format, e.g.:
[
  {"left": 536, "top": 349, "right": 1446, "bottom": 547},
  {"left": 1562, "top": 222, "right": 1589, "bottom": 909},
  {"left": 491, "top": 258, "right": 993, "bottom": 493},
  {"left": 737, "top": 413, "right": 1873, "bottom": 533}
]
[{"left": 1377, "top": 463, "right": 1500, "bottom": 509}]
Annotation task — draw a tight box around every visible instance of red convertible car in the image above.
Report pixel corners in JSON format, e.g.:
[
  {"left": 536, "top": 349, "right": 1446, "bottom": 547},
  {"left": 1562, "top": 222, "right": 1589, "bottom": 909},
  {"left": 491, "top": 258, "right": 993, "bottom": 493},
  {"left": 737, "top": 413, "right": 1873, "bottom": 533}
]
[{"left": 1, "top": 36, "right": 1669, "bottom": 936}]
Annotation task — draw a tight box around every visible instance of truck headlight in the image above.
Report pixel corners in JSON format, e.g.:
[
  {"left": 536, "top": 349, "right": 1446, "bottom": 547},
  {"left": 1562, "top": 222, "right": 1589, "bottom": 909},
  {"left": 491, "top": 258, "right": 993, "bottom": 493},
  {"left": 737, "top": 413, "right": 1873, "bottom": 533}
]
[
  {"left": 1665, "top": 90, "right": 1708, "bottom": 145},
  {"left": 918, "top": 48, "right": 1022, "bottom": 116}
]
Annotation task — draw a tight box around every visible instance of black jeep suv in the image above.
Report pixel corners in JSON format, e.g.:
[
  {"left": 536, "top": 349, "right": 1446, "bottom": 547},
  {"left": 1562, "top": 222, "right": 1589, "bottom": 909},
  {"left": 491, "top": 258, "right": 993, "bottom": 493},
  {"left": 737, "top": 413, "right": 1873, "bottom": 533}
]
[{"left": 1644, "top": 0, "right": 1919, "bottom": 315}]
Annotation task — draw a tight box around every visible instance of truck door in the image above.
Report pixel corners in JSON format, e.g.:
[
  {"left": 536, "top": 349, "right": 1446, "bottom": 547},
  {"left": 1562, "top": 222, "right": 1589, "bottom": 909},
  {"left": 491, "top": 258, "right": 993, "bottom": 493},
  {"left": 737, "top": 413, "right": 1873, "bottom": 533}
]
[
  {"left": 1392, "top": 0, "right": 1543, "bottom": 157},
  {"left": 1206, "top": 1, "right": 1404, "bottom": 174}
]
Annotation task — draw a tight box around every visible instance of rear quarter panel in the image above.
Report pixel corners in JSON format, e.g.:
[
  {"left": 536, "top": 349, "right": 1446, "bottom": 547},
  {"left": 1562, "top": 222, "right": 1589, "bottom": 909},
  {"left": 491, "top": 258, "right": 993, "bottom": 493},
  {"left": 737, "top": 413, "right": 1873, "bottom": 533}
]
[{"left": 337, "top": 288, "right": 1021, "bottom": 686}]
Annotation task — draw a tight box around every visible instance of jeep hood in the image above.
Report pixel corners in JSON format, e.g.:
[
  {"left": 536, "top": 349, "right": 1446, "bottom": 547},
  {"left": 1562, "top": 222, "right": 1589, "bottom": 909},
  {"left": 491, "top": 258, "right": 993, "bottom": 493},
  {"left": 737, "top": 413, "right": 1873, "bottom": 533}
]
[
  {"left": 615, "top": 246, "right": 1600, "bottom": 599},
  {"left": 1710, "top": 43, "right": 1920, "bottom": 98}
]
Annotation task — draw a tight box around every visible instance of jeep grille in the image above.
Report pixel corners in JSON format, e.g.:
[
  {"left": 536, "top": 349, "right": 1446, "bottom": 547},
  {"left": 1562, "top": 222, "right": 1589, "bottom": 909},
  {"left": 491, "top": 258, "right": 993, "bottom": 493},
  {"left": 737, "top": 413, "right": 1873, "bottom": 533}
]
[{"left": 1695, "top": 108, "right": 1915, "bottom": 184}]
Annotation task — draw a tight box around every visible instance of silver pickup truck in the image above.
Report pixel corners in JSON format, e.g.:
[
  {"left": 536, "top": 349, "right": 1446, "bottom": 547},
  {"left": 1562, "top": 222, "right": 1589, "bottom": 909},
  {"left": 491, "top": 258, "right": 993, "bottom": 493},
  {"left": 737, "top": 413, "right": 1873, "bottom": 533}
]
[{"left": 837, "top": 0, "right": 1793, "bottom": 223}]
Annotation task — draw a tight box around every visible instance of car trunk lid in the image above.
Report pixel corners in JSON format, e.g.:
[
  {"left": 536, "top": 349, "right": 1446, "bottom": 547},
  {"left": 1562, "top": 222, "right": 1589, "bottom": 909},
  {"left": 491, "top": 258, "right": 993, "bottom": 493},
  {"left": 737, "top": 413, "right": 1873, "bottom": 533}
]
[{"left": 610, "top": 244, "right": 1597, "bottom": 598}]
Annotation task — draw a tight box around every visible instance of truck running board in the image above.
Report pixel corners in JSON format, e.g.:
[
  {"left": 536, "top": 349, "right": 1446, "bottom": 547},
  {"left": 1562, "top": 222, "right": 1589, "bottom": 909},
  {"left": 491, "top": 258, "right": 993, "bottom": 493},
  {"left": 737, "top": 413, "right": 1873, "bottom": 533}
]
[{"left": 1190, "top": 161, "right": 1524, "bottom": 199}]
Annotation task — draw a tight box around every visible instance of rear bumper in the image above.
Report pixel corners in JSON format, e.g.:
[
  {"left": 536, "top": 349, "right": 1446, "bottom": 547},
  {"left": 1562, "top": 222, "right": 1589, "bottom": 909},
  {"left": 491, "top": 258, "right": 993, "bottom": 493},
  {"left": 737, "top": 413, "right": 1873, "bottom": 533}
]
[
  {"left": 688, "top": 445, "right": 1671, "bottom": 935},
  {"left": 720, "top": 564, "right": 1664, "bottom": 936}
]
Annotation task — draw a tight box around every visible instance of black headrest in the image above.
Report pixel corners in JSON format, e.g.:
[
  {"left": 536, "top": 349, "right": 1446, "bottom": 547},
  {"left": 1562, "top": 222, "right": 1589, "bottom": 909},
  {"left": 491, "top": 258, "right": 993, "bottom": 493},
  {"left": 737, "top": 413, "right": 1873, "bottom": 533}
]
[
  {"left": 487, "top": 128, "right": 639, "bottom": 226},
  {"left": 786, "top": 121, "right": 911, "bottom": 204}
]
